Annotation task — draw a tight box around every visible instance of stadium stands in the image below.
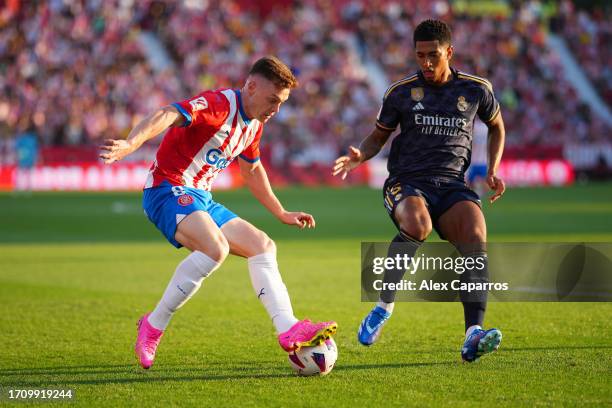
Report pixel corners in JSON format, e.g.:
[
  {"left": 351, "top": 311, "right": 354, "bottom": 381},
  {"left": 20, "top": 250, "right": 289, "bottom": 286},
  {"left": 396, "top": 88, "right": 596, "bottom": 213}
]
[
  {"left": 0, "top": 0, "right": 610, "bottom": 179},
  {"left": 551, "top": 0, "right": 611, "bottom": 107}
]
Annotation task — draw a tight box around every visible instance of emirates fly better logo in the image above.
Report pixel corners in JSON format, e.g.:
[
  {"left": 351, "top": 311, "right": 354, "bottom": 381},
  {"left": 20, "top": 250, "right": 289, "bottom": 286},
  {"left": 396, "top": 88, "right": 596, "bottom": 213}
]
[{"left": 414, "top": 113, "right": 468, "bottom": 136}]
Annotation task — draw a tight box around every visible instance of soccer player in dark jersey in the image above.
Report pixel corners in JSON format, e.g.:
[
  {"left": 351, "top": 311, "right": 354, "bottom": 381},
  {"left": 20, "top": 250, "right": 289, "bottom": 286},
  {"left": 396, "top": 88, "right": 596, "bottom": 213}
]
[{"left": 333, "top": 19, "right": 506, "bottom": 362}]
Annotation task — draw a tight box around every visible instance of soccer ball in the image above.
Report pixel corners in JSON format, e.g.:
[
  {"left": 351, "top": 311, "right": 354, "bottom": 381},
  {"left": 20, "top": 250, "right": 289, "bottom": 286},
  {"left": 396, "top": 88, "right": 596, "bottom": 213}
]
[{"left": 287, "top": 338, "right": 338, "bottom": 376}]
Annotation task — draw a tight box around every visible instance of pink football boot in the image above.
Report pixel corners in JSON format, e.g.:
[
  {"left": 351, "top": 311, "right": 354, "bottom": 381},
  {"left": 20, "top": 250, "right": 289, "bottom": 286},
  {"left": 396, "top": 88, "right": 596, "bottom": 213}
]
[
  {"left": 135, "top": 313, "right": 164, "bottom": 369},
  {"left": 278, "top": 319, "right": 338, "bottom": 352}
]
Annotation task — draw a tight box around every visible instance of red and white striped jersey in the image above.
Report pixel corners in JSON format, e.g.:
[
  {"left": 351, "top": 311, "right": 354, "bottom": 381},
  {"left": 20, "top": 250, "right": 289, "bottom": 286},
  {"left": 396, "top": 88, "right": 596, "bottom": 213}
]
[{"left": 144, "top": 88, "right": 263, "bottom": 191}]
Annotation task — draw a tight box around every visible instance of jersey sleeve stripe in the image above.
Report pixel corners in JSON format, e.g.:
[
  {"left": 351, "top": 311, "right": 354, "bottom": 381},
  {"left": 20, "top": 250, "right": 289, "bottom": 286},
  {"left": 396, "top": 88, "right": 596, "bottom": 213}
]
[
  {"left": 484, "top": 104, "right": 501, "bottom": 123},
  {"left": 238, "top": 154, "right": 260, "bottom": 163},
  {"left": 457, "top": 74, "right": 493, "bottom": 92},
  {"left": 457, "top": 71, "right": 492, "bottom": 85},
  {"left": 172, "top": 103, "right": 192, "bottom": 127},
  {"left": 376, "top": 121, "right": 396, "bottom": 131},
  {"left": 384, "top": 75, "right": 418, "bottom": 99}
]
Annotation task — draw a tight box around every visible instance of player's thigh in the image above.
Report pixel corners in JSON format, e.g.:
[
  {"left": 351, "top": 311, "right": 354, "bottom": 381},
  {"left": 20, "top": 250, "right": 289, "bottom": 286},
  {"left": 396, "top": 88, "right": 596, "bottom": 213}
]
[
  {"left": 175, "top": 210, "right": 230, "bottom": 262},
  {"left": 394, "top": 196, "right": 432, "bottom": 241},
  {"left": 437, "top": 200, "right": 486, "bottom": 245},
  {"left": 220, "top": 218, "right": 275, "bottom": 258}
]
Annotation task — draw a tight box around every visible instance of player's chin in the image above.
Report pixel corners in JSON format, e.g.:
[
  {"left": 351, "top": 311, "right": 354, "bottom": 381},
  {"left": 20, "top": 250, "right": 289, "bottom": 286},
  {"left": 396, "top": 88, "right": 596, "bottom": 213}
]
[{"left": 422, "top": 70, "right": 436, "bottom": 82}]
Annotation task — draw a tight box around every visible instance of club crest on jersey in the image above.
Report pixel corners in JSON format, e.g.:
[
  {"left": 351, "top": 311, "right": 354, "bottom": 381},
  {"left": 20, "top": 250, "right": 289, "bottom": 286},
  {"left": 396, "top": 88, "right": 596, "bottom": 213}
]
[
  {"left": 189, "top": 96, "right": 209, "bottom": 112},
  {"left": 457, "top": 96, "right": 469, "bottom": 112},
  {"left": 178, "top": 194, "right": 194, "bottom": 206},
  {"left": 411, "top": 87, "right": 424, "bottom": 102}
]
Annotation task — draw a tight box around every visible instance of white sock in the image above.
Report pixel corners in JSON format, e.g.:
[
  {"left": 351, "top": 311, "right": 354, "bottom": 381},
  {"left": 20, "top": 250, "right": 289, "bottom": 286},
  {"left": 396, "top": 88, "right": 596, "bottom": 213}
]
[
  {"left": 377, "top": 300, "right": 395, "bottom": 314},
  {"left": 148, "top": 251, "right": 220, "bottom": 330},
  {"left": 465, "top": 325, "right": 482, "bottom": 339},
  {"left": 248, "top": 252, "right": 298, "bottom": 334}
]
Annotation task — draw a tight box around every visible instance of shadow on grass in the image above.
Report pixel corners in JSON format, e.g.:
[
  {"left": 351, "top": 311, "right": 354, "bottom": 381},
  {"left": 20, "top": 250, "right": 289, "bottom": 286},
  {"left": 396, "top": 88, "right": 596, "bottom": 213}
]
[
  {"left": 3, "top": 344, "right": 609, "bottom": 387},
  {"left": 0, "top": 361, "right": 451, "bottom": 387},
  {"left": 392, "top": 344, "right": 612, "bottom": 354},
  {"left": 0, "top": 361, "right": 280, "bottom": 378},
  {"left": 334, "top": 361, "right": 452, "bottom": 371},
  {"left": 502, "top": 345, "right": 612, "bottom": 352},
  {"left": 0, "top": 359, "right": 278, "bottom": 373}
]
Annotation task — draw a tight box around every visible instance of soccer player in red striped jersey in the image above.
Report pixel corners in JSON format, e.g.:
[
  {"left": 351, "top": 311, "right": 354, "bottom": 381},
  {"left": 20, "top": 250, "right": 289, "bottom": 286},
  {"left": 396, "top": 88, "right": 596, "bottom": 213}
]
[{"left": 101, "top": 56, "right": 336, "bottom": 369}]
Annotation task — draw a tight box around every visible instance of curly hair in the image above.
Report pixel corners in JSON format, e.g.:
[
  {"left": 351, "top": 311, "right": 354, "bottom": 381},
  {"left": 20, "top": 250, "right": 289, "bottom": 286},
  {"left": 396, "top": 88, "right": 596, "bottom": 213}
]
[{"left": 413, "top": 19, "right": 452, "bottom": 46}]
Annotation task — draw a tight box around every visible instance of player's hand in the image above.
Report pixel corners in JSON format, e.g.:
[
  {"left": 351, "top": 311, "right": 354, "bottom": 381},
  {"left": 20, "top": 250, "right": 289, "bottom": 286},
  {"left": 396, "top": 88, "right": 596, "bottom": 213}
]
[
  {"left": 279, "top": 211, "right": 316, "bottom": 229},
  {"left": 486, "top": 173, "right": 505, "bottom": 203},
  {"left": 332, "top": 146, "right": 363, "bottom": 180},
  {"left": 99, "top": 139, "right": 134, "bottom": 164}
]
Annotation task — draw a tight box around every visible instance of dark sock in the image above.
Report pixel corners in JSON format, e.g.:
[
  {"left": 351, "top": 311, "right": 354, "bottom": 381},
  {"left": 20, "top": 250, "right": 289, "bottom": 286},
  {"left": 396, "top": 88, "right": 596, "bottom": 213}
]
[
  {"left": 380, "top": 232, "right": 422, "bottom": 304},
  {"left": 458, "top": 243, "right": 488, "bottom": 331},
  {"left": 462, "top": 300, "right": 486, "bottom": 332}
]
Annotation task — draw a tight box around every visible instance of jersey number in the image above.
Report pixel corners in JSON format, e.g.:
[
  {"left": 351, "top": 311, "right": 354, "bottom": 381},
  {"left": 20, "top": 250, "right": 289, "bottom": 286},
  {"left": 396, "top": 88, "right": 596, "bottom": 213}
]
[{"left": 172, "top": 186, "right": 186, "bottom": 196}]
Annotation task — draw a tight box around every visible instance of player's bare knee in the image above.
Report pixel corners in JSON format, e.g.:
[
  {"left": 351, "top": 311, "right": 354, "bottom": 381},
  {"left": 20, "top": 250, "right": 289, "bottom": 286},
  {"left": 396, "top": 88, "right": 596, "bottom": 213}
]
[
  {"left": 396, "top": 207, "right": 431, "bottom": 241},
  {"left": 459, "top": 227, "right": 486, "bottom": 246},
  {"left": 214, "top": 238, "right": 231, "bottom": 262},
  {"left": 399, "top": 214, "right": 432, "bottom": 241},
  {"left": 250, "top": 231, "right": 276, "bottom": 256},
  {"left": 261, "top": 233, "right": 276, "bottom": 254},
  {"left": 200, "top": 236, "right": 230, "bottom": 263},
  {"left": 398, "top": 219, "right": 431, "bottom": 241},
  {"left": 412, "top": 225, "right": 432, "bottom": 241}
]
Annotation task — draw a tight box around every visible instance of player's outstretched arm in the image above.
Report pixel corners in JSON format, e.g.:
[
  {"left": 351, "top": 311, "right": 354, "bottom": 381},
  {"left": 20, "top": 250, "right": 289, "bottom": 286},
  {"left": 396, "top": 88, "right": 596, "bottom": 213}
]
[
  {"left": 99, "top": 105, "right": 184, "bottom": 164},
  {"left": 486, "top": 112, "right": 506, "bottom": 203},
  {"left": 238, "top": 158, "right": 315, "bottom": 229},
  {"left": 332, "top": 127, "right": 392, "bottom": 179}
]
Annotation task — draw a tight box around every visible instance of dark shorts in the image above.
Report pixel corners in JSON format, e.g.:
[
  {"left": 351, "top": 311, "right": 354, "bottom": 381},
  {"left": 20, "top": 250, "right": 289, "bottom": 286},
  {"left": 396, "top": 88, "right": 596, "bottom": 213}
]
[{"left": 383, "top": 176, "right": 482, "bottom": 240}]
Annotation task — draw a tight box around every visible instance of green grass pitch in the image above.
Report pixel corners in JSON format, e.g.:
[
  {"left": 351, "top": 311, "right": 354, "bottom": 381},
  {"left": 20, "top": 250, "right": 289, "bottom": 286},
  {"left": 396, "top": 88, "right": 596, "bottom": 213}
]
[{"left": 0, "top": 184, "right": 611, "bottom": 406}]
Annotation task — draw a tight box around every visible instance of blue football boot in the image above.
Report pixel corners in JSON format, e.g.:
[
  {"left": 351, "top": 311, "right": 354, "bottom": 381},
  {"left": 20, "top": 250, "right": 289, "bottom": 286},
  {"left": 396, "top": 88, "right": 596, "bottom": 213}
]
[
  {"left": 461, "top": 328, "right": 502, "bottom": 362},
  {"left": 357, "top": 306, "right": 391, "bottom": 346}
]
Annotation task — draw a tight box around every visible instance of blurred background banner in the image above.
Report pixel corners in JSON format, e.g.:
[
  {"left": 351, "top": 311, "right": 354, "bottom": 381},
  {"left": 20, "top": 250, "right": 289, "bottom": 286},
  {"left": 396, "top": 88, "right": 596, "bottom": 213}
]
[
  {"left": 0, "top": 0, "right": 610, "bottom": 190},
  {"left": 0, "top": 161, "right": 240, "bottom": 191},
  {"left": 367, "top": 157, "right": 576, "bottom": 188},
  {"left": 0, "top": 158, "right": 577, "bottom": 191}
]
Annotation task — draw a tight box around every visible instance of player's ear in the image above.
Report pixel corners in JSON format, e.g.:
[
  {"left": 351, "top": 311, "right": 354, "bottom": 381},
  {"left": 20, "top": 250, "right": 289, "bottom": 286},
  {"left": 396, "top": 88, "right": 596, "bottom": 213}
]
[
  {"left": 446, "top": 45, "right": 454, "bottom": 61},
  {"left": 246, "top": 76, "right": 257, "bottom": 96}
]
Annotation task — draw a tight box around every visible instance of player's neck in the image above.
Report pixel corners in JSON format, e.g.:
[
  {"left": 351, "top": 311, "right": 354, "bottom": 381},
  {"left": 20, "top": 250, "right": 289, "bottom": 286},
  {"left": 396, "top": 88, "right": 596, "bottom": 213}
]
[
  {"left": 426, "top": 68, "right": 453, "bottom": 86},
  {"left": 238, "top": 87, "right": 254, "bottom": 120}
]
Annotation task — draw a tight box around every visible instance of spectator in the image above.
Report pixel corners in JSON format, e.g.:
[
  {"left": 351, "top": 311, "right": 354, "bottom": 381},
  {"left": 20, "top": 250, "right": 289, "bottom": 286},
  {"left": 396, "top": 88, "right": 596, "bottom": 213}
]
[{"left": 0, "top": 0, "right": 609, "bottom": 173}]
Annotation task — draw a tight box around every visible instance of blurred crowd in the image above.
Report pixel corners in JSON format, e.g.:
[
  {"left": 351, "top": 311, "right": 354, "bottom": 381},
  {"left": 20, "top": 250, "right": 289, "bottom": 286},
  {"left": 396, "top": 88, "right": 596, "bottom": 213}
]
[
  {"left": 358, "top": 0, "right": 611, "bottom": 146},
  {"left": 158, "top": 0, "right": 376, "bottom": 167},
  {"left": 550, "top": 0, "right": 611, "bottom": 107},
  {"left": 0, "top": 0, "right": 610, "bottom": 166},
  {"left": 0, "top": 0, "right": 177, "bottom": 148}
]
